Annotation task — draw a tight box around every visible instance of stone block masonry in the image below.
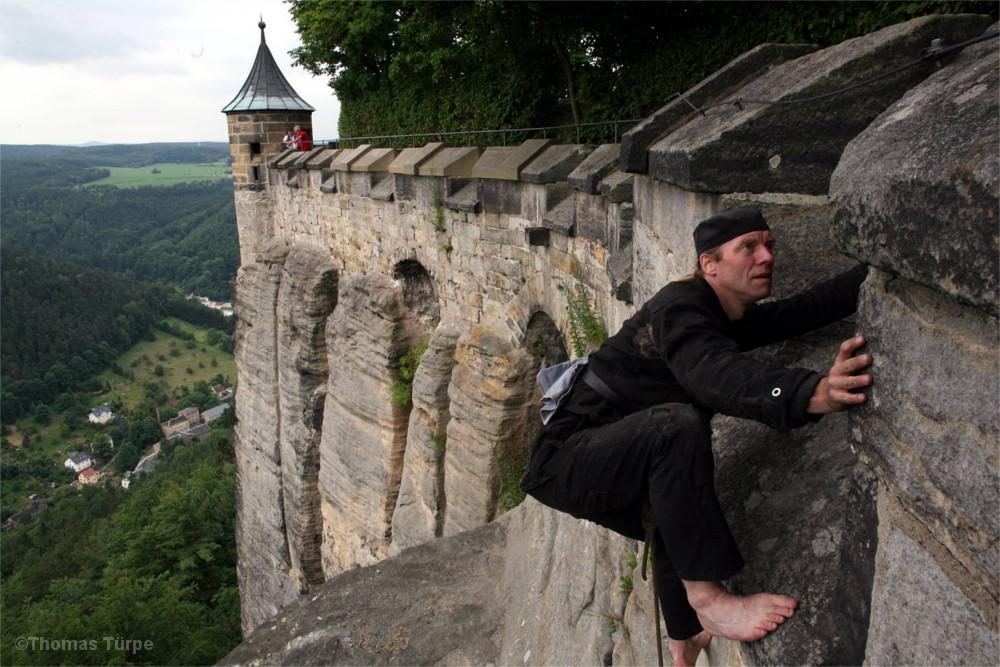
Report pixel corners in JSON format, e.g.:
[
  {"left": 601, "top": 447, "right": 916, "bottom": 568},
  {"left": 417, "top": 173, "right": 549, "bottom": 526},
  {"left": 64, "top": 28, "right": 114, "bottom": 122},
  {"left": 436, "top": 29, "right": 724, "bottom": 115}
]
[{"left": 227, "top": 15, "right": 998, "bottom": 666}]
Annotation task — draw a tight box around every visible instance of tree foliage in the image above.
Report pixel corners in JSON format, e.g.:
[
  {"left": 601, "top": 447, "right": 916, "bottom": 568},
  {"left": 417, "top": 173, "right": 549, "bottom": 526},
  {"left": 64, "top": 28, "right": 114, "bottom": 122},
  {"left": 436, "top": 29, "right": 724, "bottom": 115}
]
[
  {"left": 0, "top": 431, "right": 240, "bottom": 666},
  {"left": 0, "top": 249, "right": 232, "bottom": 422},
  {"left": 289, "top": 0, "right": 997, "bottom": 142}
]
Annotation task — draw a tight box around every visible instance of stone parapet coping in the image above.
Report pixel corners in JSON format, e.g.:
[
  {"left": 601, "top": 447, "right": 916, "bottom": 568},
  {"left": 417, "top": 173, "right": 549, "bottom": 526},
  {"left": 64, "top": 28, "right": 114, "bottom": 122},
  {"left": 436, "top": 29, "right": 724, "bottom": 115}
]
[
  {"left": 390, "top": 142, "right": 448, "bottom": 175},
  {"left": 472, "top": 139, "right": 552, "bottom": 180},
  {"left": 419, "top": 147, "right": 481, "bottom": 177},
  {"left": 331, "top": 144, "right": 373, "bottom": 172},
  {"left": 352, "top": 147, "right": 398, "bottom": 172},
  {"left": 305, "top": 148, "right": 341, "bottom": 170}
]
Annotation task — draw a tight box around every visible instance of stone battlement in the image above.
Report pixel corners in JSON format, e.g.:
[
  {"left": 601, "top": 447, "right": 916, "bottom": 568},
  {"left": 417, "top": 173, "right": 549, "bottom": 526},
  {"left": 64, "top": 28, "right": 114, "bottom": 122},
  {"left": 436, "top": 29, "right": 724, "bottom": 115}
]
[{"left": 226, "top": 15, "right": 998, "bottom": 666}]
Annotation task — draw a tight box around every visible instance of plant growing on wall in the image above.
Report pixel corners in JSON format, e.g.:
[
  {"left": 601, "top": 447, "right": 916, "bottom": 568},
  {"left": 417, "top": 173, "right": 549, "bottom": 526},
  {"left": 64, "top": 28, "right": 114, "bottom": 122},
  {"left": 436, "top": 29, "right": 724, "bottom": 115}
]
[
  {"left": 390, "top": 336, "right": 430, "bottom": 408},
  {"left": 495, "top": 442, "right": 531, "bottom": 515},
  {"left": 559, "top": 281, "right": 608, "bottom": 357}
]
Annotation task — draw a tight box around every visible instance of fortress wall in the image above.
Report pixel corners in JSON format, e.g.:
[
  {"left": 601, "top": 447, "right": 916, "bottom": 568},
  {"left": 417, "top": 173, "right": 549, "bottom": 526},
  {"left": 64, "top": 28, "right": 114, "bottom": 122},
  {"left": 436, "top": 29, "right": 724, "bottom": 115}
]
[{"left": 227, "top": 15, "right": 998, "bottom": 665}]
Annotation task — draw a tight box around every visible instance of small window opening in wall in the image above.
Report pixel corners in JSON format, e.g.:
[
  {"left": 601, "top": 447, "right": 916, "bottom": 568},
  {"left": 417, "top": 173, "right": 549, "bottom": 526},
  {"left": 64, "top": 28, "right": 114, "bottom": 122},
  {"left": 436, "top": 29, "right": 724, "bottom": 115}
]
[
  {"left": 250, "top": 142, "right": 261, "bottom": 156},
  {"left": 249, "top": 165, "right": 260, "bottom": 182}
]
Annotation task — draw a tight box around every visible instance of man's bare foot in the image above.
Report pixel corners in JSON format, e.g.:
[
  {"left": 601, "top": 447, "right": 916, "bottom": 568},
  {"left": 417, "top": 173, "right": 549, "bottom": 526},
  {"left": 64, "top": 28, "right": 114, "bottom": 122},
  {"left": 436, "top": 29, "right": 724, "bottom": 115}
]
[
  {"left": 668, "top": 630, "right": 711, "bottom": 667},
  {"left": 683, "top": 580, "right": 796, "bottom": 642}
]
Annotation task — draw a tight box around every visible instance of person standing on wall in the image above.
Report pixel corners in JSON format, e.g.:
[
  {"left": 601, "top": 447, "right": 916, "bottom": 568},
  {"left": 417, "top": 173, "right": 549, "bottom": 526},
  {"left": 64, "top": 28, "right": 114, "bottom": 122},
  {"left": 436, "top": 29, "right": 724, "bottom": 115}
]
[
  {"left": 293, "top": 125, "right": 311, "bottom": 151},
  {"left": 520, "top": 208, "right": 872, "bottom": 666}
]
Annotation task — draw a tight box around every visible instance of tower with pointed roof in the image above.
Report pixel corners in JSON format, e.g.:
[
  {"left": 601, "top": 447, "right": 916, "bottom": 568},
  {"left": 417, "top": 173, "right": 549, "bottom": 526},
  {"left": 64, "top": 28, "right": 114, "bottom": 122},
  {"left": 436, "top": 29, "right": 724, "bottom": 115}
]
[{"left": 222, "top": 19, "right": 314, "bottom": 189}]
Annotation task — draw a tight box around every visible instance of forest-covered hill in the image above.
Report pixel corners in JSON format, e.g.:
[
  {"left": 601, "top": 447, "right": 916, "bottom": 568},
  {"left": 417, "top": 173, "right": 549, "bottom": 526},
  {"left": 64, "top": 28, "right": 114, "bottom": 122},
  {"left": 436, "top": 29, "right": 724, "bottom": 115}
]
[{"left": 0, "top": 143, "right": 238, "bottom": 301}]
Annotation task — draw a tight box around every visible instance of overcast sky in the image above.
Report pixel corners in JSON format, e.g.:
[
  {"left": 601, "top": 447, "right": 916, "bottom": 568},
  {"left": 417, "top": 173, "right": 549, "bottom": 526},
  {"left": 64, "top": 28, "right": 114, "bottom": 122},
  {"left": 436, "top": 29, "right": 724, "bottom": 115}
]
[{"left": 0, "top": 0, "right": 341, "bottom": 145}]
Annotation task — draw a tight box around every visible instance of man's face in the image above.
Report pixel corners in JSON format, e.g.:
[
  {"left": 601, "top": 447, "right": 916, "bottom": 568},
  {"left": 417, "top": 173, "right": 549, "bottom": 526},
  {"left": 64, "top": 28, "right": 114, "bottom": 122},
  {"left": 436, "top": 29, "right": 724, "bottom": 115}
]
[{"left": 702, "top": 230, "right": 775, "bottom": 307}]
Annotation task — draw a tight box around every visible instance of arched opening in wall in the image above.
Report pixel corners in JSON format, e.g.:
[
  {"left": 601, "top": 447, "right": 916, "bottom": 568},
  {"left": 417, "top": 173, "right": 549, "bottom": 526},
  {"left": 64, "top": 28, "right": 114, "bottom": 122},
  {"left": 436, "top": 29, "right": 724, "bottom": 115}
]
[
  {"left": 393, "top": 259, "right": 440, "bottom": 330},
  {"left": 497, "top": 311, "right": 569, "bottom": 516}
]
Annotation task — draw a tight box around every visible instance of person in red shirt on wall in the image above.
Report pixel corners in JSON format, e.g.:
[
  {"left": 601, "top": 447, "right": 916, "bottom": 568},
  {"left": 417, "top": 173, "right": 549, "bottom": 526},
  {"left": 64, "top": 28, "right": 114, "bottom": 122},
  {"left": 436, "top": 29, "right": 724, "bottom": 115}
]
[{"left": 293, "top": 125, "right": 311, "bottom": 151}]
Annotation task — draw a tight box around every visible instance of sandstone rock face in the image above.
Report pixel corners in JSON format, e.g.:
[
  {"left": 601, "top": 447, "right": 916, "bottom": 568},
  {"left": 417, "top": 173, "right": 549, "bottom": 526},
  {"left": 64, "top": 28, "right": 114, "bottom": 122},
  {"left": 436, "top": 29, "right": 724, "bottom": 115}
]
[
  {"left": 501, "top": 499, "right": 634, "bottom": 667},
  {"left": 853, "top": 271, "right": 998, "bottom": 612},
  {"left": 388, "top": 323, "right": 461, "bottom": 555},
  {"left": 828, "top": 26, "right": 999, "bottom": 663},
  {"left": 318, "top": 274, "right": 418, "bottom": 575},
  {"left": 219, "top": 514, "right": 510, "bottom": 667},
  {"left": 831, "top": 26, "right": 999, "bottom": 314},
  {"left": 233, "top": 239, "right": 299, "bottom": 632},
  {"left": 866, "top": 498, "right": 1000, "bottom": 666},
  {"left": 443, "top": 323, "right": 543, "bottom": 536},
  {"left": 276, "top": 243, "right": 339, "bottom": 591}
]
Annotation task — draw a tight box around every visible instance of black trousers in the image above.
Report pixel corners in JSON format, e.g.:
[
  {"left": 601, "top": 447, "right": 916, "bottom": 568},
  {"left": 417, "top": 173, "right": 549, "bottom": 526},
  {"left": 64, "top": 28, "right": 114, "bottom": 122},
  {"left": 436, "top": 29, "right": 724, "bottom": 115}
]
[{"left": 522, "top": 402, "right": 745, "bottom": 641}]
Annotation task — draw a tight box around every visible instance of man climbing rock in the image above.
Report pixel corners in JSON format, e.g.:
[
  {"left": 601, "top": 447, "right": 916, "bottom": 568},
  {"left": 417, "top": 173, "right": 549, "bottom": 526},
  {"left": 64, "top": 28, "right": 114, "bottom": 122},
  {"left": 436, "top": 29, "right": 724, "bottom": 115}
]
[{"left": 520, "top": 208, "right": 872, "bottom": 666}]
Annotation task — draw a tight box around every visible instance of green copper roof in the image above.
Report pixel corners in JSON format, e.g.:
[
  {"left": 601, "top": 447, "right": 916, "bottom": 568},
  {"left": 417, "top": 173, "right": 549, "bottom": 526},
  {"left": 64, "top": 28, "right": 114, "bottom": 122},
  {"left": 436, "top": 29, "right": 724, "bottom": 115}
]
[{"left": 222, "top": 20, "right": 314, "bottom": 113}]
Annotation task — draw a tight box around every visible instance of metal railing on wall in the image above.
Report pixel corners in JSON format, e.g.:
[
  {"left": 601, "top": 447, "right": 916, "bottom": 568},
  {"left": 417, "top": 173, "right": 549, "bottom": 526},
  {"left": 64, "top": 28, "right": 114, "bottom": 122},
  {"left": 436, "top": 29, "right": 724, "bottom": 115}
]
[{"left": 321, "top": 119, "right": 644, "bottom": 150}]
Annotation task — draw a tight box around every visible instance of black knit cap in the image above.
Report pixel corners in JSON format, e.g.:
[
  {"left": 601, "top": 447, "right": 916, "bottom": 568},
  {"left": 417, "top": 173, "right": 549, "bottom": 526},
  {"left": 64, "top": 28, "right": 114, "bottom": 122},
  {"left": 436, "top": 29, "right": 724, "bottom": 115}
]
[{"left": 694, "top": 208, "right": 770, "bottom": 255}]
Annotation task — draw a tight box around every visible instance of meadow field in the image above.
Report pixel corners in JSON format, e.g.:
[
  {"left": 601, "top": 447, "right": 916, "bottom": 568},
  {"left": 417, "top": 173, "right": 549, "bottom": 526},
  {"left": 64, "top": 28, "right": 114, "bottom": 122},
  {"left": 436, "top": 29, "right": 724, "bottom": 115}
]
[{"left": 86, "top": 162, "right": 231, "bottom": 187}]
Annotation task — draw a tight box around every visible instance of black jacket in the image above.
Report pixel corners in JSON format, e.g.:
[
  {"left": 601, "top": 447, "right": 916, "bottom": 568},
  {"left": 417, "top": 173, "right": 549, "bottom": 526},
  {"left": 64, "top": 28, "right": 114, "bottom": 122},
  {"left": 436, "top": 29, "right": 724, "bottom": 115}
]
[{"left": 586, "top": 264, "right": 868, "bottom": 431}]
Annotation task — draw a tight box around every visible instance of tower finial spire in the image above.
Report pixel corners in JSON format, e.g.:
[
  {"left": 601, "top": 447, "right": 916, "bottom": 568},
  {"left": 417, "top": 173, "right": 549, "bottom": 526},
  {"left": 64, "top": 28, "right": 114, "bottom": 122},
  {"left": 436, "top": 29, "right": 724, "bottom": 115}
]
[{"left": 258, "top": 15, "right": 266, "bottom": 43}]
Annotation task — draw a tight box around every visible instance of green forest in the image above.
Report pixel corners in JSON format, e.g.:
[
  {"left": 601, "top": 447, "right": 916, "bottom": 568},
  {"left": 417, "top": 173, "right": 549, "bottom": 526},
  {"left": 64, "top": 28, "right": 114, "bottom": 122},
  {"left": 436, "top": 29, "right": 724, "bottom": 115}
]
[
  {"left": 1, "top": 143, "right": 242, "bottom": 664},
  {"left": 1, "top": 430, "right": 241, "bottom": 665},
  {"left": 0, "top": 249, "right": 232, "bottom": 423},
  {"left": 290, "top": 0, "right": 998, "bottom": 142},
  {"left": 1, "top": 142, "right": 238, "bottom": 301}
]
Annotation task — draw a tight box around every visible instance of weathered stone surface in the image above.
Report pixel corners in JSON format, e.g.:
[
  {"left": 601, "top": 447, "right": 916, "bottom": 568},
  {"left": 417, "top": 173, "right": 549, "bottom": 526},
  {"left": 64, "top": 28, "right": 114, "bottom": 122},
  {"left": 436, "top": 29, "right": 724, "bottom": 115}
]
[
  {"left": 276, "top": 243, "right": 339, "bottom": 592},
  {"left": 318, "top": 274, "right": 415, "bottom": 575},
  {"left": 523, "top": 182, "right": 571, "bottom": 223},
  {"left": 268, "top": 147, "right": 298, "bottom": 168},
  {"left": 479, "top": 178, "right": 522, "bottom": 216},
  {"left": 352, "top": 147, "right": 397, "bottom": 173},
  {"left": 233, "top": 239, "right": 299, "bottom": 632},
  {"left": 648, "top": 15, "right": 994, "bottom": 195},
  {"left": 711, "top": 346, "right": 879, "bottom": 666},
  {"left": 470, "top": 146, "right": 519, "bottom": 180},
  {"left": 620, "top": 43, "right": 818, "bottom": 174},
  {"left": 277, "top": 151, "right": 302, "bottom": 168},
  {"left": 568, "top": 143, "right": 621, "bottom": 194},
  {"left": 521, "top": 144, "right": 593, "bottom": 183},
  {"left": 576, "top": 191, "right": 609, "bottom": 244},
  {"left": 331, "top": 144, "right": 372, "bottom": 172},
  {"left": 606, "top": 242, "right": 632, "bottom": 302},
  {"left": 319, "top": 172, "right": 336, "bottom": 193},
  {"left": 501, "top": 498, "right": 634, "bottom": 666},
  {"left": 474, "top": 139, "right": 552, "bottom": 180},
  {"left": 443, "top": 324, "right": 543, "bottom": 535},
  {"left": 388, "top": 142, "right": 447, "bottom": 175},
  {"left": 419, "top": 146, "right": 481, "bottom": 177},
  {"left": 865, "top": 494, "right": 1000, "bottom": 666},
  {"left": 831, "top": 27, "right": 999, "bottom": 313},
  {"left": 851, "top": 270, "right": 999, "bottom": 604},
  {"left": 304, "top": 148, "right": 340, "bottom": 169},
  {"left": 368, "top": 176, "right": 395, "bottom": 201},
  {"left": 599, "top": 169, "right": 633, "bottom": 204},
  {"left": 542, "top": 195, "right": 576, "bottom": 236},
  {"left": 389, "top": 323, "right": 462, "bottom": 555},
  {"left": 444, "top": 179, "right": 480, "bottom": 213},
  {"left": 219, "top": 517, "right": 510, "bottom": 667}
]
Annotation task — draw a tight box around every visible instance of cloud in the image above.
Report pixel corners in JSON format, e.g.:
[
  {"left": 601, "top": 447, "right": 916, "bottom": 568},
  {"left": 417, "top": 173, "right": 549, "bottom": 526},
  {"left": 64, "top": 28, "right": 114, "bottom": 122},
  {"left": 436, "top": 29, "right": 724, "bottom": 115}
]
[
  {"left": 0, "top": 0, "right": 341, "bottom": 144},
  {"left": 0, "top": 1, "right": 157, "bottom": 64}
]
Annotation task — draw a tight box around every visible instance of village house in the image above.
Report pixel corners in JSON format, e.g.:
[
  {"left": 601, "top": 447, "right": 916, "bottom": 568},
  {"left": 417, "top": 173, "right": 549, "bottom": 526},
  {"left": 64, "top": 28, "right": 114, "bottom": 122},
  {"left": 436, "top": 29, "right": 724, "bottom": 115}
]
[
  {"left": 78, "top": 467, "right": 100, "bottom": 486},
  {"left": 88, "top": 405, "right": 114, "bottom": 425},
  {"left": 212, "top": 384, "right": 234, "bottom": 402},
  {"left": 64, "top": 451, "right": 94, "bottom": 473},
  {"left": 202, "top": 402, "right": 230, "bottom": 423},
  {"left": 160, "top": 406, "right": 201, "bottom": 438}
]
